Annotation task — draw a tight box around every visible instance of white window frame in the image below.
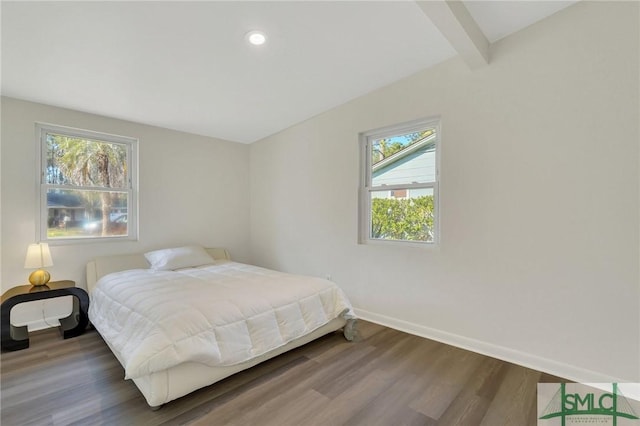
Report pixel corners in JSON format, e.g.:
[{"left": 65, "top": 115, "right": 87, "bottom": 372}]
[
  {"left": 36, "top": 123, "right": 139, "bottom": 243},
  {"left": 358, "top": 117, "right": 440, "bottom": 246}
]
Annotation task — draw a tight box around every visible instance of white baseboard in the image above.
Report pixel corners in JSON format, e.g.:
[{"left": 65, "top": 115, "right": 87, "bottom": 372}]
[
  {"left": 17, "top": 317, "right": 61, "bottom": 332},
  {"left": 354, "top": 307, "right": 628, "bottom": 384}
]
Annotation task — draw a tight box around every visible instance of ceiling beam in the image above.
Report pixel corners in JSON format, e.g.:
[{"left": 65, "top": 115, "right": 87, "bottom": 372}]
[{"left": 416, "top": 0, "right": 490, "bottom": 70}]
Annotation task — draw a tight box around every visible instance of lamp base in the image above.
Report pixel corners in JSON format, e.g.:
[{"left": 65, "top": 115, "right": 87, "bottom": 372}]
[{"left": 28, "top": 269, "right": 51, "bottom": 286}]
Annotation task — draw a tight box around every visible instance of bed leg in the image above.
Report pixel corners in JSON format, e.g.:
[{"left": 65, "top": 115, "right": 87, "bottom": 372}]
[
  {"left": 343, "top": 318, "right": 358, "bottom": 341},
  {"left": 149, "top": 405, "right": 163, "bottom": 411}
]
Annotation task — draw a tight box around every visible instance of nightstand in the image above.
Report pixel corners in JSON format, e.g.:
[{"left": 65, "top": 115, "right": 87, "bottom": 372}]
[{"left": 1, "top": 280, "right": 89, "bottom": 351}]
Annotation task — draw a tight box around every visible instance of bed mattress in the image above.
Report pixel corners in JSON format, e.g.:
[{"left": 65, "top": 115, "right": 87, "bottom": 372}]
[{"left": 89, "top": 260, "right": 355, "bottom": 381}]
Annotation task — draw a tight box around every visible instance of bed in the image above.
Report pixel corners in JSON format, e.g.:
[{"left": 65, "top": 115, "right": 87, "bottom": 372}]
[{"left": 86, "top": 246, "right": 356, "bottom": 409}]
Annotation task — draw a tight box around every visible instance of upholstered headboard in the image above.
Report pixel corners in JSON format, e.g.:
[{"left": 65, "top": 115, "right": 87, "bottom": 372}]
[{"left": 86, "top": 247, "right": 231, "bottom": 295}]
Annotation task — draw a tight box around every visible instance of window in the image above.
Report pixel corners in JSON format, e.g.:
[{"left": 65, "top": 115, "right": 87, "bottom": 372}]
[
  {"left": 37, "top": 123, "right": 138, "bottom": 242},
  {"left": 359, "top": 118, "right": 439, "bottom": 245}
]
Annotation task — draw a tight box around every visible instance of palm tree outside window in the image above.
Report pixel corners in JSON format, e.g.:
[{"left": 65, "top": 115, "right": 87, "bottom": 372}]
[{"left": 37, "top": 123, "right": 138, "bottom": 241}]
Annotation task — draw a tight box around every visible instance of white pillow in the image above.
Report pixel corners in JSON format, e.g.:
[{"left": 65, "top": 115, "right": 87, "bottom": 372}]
[{"left": 144, "top": 245, "right": 215, "bottom": 271}]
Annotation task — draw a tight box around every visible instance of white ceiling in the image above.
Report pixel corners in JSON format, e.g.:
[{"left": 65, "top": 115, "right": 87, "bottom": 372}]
[{"left": 1, "top": 1, "right": 577, "bottom": 144}]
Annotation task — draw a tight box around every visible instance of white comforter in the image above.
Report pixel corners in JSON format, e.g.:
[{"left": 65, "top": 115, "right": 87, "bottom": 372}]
[{"left": 89, "top": 261, "right": 354, "bottom": 379}]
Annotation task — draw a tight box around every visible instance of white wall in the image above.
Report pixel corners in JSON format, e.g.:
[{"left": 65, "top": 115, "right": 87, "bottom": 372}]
[
  {"left": 1, "top": 97, "right": 251, "bottom": 328},
  {"left": 250, "top": 1, "right": 640, "bottom": 382}
]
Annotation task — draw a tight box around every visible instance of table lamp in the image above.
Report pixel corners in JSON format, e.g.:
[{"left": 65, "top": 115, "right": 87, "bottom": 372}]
[{"left": 24, "top": 243, "right": 53, "bottom": 286}]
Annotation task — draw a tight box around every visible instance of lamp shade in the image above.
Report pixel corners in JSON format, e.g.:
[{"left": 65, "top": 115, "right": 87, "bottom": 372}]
[{"left": 24, "top": 243, "right": 53, "bottom": 269}]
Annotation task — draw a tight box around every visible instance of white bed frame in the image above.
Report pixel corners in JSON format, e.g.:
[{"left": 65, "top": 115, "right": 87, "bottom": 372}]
[{"left": 86, "top": 248, "right": 352, "bottom": 408}]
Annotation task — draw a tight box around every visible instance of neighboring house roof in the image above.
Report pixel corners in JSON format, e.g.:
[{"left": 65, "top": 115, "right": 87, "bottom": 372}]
[
  {"left": 372, "top": 133, "right": 436, "bottom": 186},
  {"left": 372, "top": 132, "right": 436, "bottom": 172},
  {"left": 47, "top": 191, "right": 128, "bottom": 209},
  {"left": 46, "top": 191, "right": 83, "bottom": 208}
]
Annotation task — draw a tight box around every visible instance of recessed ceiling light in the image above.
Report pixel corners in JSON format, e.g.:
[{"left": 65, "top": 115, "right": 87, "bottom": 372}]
[{"left": 245, "top": 30, "right": 267, "bottom": 46}]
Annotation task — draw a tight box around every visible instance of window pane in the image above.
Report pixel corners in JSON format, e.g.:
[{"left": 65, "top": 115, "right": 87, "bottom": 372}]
[
  {"left": 45, "top": 133, "right": 128, "bottom": 189},
  {"left": 46, "top": 189, "right": 128, "bottom": 239},
  {"left": 370, "top": 189, "right": 435, "bottom": 242},
  {"left": 371, "top": 128, "right": 436, "bottom": 186}
]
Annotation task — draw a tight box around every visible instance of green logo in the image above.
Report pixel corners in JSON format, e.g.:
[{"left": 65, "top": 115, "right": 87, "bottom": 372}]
[{"left": 539, "top": 383, "right": 639, "bottom": 425}]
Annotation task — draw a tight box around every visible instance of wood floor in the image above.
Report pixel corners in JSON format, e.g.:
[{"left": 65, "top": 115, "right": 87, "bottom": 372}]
[{"left": 1, "top": 320, "right": 564, "bottom": 426}]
